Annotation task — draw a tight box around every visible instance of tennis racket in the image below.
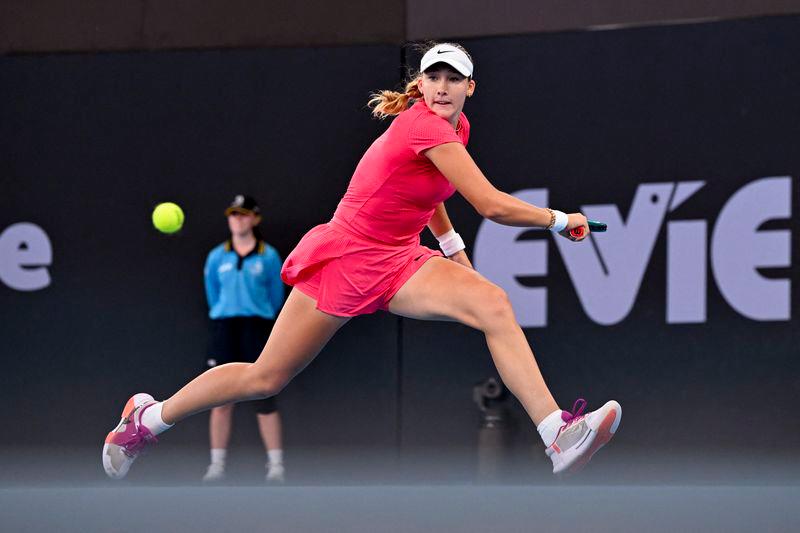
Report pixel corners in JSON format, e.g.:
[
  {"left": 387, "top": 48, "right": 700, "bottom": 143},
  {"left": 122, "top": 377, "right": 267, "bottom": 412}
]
[{"left": 569, "top": 220, "right": 607, "bottom": 239}]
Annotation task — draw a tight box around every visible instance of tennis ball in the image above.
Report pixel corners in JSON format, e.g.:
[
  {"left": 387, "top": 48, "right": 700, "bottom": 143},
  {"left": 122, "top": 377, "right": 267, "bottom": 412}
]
[{"left": 152, "top": 202, "right": 184, "bottom": 234}]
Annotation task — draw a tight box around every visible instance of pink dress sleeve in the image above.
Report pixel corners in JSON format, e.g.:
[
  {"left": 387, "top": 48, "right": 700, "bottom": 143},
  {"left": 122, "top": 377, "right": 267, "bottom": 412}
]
[{"left": 407, "top": 110, "right": 463, "bottom": 155}]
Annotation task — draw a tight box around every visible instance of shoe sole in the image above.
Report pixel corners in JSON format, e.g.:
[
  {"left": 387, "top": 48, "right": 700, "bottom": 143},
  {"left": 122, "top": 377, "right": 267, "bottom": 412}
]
[
  {"left": 560, "top": 402, "right": 621, "bottom": 476},
  {"left": 102, "top": 393, "right": 154, "bottom": 479}
]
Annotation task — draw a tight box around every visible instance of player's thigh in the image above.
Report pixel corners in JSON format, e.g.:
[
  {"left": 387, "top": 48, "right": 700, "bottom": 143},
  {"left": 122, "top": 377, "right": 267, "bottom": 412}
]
[
  {"left": 387, "top": 256, "right": 509, "bottom": 329},
  {"left": 250, "top": 288, "right": 350, "bottom": 380}
]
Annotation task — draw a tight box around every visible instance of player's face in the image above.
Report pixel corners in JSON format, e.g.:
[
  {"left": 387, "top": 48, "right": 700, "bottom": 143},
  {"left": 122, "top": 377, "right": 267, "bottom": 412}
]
[
  {"left": 418, "top": 66, "right": 475, "bottom": 125},
  {"left": 227, "top": 211, "right": 259, "bottom": 236}
]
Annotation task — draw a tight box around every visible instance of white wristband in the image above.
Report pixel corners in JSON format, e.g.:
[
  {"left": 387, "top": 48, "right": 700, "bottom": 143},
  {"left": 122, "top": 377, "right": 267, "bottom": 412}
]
[
  {"left": 436, "top": 229, "right": 466, "bottom": 257},
  {"left": 550, "top": 210, "right": 569, "bottom": 233}
]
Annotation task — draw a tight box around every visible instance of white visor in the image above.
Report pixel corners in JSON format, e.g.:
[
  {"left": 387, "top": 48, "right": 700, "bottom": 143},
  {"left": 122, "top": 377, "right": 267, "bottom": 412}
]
[{"left": 419, "top": 44, "right": 473, "bottom": 77}]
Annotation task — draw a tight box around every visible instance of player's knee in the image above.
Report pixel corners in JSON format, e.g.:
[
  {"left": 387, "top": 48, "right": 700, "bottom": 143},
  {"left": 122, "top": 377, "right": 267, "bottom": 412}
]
[
  {"left": 246, "top": 368, "right": 290, "bottom": 399},
  {"left": 475, "top": 283, "right": 515, "bottom": 331}
]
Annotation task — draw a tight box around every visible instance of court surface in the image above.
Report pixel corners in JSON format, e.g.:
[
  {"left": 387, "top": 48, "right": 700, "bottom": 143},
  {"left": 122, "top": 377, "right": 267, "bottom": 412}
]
[{"left": 1, "top": 447, "right": 797, "bottom": 532}]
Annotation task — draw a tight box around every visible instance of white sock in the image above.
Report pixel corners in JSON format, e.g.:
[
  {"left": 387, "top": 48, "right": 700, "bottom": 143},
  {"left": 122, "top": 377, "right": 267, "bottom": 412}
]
[
  {"left": 140, "top": 401, "right": 173, "bottom": 436},
  {"left": 210, "top": 448, "right": 227, "bottom": 465},
  {"left": 267, "top": 449, "right": 283, "bottom": 466},
  {"left": 537, "top": 409, "right": 565, "bottom": 446}
]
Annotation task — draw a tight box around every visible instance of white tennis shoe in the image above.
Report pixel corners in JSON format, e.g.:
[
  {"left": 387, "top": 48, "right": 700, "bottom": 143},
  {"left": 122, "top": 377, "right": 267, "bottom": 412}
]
[
  {"left": 102, "top": 393, "right": 159, "bottom": 479},
  {"left": 266, "top": 463, "right": 285, "bottom": 483},
  {"left": 202, "top": 463, "right": 226, "bottom": 482},
  {"left": 545, "top": 399, "right": 622, "bottom": 475}
]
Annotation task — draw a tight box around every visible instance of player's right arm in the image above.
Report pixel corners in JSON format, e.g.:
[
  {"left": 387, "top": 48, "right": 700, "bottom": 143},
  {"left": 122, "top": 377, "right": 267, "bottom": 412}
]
[{"left": 424, "top": 142, "right": 587, "bottom": 237}]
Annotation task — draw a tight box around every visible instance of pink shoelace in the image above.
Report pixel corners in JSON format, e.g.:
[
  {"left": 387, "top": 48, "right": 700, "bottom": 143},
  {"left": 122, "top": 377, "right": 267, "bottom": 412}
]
[
  {"left": 120, "top": 427, "right": 157, "bottom": 457},
  {"left": 561, "top": 398, "right": 587, "bottom": 427},
  {"left": 117, "top": 409, "right": 159, "bottom": 457}
]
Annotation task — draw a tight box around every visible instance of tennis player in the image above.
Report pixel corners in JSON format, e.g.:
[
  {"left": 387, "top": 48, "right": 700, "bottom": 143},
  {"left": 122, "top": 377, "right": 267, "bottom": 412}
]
[{"left": 103, "top": 42, "right": 621, "bottom": 479}]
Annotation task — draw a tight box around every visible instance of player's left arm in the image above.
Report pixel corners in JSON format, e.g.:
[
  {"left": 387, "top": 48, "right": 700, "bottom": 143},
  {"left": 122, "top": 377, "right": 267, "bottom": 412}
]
[
  {"left": 427, "top": 203, "right": 474, "bottom": 269},
  {"left": 427, "top": 202, "right": 453, "bottom": 238}
]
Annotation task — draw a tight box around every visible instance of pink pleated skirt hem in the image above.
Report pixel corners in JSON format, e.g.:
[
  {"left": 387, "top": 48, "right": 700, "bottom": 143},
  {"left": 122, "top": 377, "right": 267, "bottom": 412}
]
[{"left": 281, "top": 221, "right": 442, "bottom": 317}]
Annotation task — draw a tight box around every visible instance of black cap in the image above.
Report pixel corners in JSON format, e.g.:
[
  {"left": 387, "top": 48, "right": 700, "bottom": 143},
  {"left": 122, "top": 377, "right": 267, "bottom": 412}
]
[{"left": 224, "top": 194, "right": 260, "bottom": 216}]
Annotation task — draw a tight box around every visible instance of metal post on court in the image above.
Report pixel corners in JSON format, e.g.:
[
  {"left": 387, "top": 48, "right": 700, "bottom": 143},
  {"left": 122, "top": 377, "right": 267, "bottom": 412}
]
[{"left": 473, "top": 377, "right": 511, "bottom": 482}]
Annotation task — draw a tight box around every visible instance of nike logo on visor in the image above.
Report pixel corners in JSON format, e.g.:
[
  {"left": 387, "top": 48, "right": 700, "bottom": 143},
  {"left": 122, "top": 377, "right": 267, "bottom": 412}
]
[{"left": 436, "top": 50, "right": 453, "bottom": 54}]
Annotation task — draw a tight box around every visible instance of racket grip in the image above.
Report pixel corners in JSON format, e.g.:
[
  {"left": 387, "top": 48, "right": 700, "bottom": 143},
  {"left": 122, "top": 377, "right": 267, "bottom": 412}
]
[{"left": 569, "top": 220, "right": 606, "bottom": 238}]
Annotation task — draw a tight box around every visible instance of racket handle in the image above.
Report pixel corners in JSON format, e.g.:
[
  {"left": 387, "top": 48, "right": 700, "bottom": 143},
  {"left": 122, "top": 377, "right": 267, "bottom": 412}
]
[
  {"left": 570, "top": 226, "right": 585, "bottom": 238},
  {"left": 569, "top": 220, "right": 607, "bottom": 238}
]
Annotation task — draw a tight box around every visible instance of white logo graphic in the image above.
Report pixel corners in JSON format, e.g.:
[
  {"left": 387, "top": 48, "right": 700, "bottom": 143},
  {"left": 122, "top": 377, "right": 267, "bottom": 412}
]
[
  {"left": 474, "top": 177, "right": 792, "bottom": 327},
  {"left": 249, "top": 261, "right": 263, "bottom": 276},
  {"left": 0, "top": 223, "right": 53, "bottom": 291},
  {"left": 218, "top": 263, "right": 234, "bottom": 274}
]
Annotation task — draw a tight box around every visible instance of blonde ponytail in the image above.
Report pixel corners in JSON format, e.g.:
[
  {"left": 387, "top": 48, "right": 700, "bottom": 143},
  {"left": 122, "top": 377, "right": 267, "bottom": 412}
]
[{"left": 368, "top": 76, "right": 423, "bottom": 119}]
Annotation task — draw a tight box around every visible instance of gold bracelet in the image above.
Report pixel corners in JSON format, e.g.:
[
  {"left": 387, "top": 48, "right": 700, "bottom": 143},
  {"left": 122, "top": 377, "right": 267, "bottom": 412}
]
[{"left": 545, "top": 208, "right": 555, "bottom": 230}]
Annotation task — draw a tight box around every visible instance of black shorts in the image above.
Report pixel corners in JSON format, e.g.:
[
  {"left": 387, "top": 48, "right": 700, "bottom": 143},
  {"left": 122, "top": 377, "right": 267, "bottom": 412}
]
[{"left": 207, "top": 316, "right": 277, "bottom": 414}]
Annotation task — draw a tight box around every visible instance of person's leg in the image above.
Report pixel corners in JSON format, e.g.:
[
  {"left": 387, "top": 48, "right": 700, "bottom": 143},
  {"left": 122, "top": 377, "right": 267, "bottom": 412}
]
[
  {"left": 105, "top": 289, "right": 348, "bottom": 479},
  {"left": 202, "top": 317, "right": 237, "bottom": 479},
  {"left": 257, "top": 410, "right": 284, "bottom": 482},
  {"left": 388, "top": 256, "right": 558, "bottom": 425},
  {"left": 388, "top": 256, "right": 621, "bottom": 474},
  {"left": 210, "top": 403, "right": 235, "bottom": 449},
  {"left": 203, "top": 404, "right": 235, "bottom": 481},
  {"left": 161, "top": 289, "right": 349, "bottom": 424},
  {"left": 246, "top": 318, "right": 284, "bottom": 481},
  {"left": 257, "top": 411, "right": 282, "bottom": 455}
]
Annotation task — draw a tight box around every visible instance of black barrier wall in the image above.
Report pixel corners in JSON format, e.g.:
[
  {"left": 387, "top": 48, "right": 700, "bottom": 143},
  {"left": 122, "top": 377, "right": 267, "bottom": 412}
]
[
  {"left": 0, "top": 45, "right": 403, "bottom": 449},
  {"left": 1, "top": 18, "right": 798, "bottom": 457},
  {"left": 401, "top": 17, "right": 800, "bottom": 453}
]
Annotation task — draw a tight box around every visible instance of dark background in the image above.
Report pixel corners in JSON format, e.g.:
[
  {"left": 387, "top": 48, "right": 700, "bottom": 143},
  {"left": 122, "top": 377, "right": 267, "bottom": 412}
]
[{"left": 1, "top": 16, "right": 798, "bottom": 467}]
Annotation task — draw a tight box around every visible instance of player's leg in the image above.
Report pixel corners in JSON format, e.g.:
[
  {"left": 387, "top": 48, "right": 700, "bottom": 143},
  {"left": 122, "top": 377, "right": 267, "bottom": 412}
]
[
  {"left": 388, "top": 256, "right": 558, "bottom": 424},
  {"left": 162, "top": 288, "right": 348, "bottom": 423},
  {"left": 387, "top": 257, "right": 621, "bottom": 474},
  {"left": 103, "top": 288, "right": 349, "bottom": 479}
]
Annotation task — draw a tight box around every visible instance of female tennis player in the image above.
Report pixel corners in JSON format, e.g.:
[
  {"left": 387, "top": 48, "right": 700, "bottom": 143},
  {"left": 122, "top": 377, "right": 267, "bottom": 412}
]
[{"left": 103, "top": 42, "right": 621, "bottom": 479}]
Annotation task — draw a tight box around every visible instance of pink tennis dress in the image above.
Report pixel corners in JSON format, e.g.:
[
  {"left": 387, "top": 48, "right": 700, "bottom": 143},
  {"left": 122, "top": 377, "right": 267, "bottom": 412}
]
[{"left": 281, "top": 101, "right": 471, "bottom": 316}]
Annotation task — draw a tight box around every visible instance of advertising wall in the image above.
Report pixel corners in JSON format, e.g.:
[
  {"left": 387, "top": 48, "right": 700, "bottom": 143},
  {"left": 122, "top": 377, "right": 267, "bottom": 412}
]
[
  {"left": 401, "top": 16, "right": 799, "bottom": 452},
  {"left": 1, "top": 17, "right": 797, "bottom": 454},
  {"left": 0, "top": 45, "right": 403, "bottom": 448}
]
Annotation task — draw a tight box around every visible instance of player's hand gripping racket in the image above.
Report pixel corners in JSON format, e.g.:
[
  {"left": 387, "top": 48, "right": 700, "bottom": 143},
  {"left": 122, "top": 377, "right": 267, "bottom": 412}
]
[{"left": 569, "top": 220, "right": 607, "bottom": 239}]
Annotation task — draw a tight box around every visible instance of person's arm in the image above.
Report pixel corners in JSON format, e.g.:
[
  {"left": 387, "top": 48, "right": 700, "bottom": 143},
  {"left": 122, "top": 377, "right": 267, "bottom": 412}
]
[
  {"left": 427, "top": 202, "right": 473, "bottom": 269},
  {"left": 427, "top": 202, "right": 454, "bottom": 238},
  {"left": 203, "top": 250, "right": 221, "bottom": 309},
  {"left": 424, "top": 143, "right": 588, "bottom": 238},
  {"left": 265, "top": 248, "right": 285, "bottom": 314}
]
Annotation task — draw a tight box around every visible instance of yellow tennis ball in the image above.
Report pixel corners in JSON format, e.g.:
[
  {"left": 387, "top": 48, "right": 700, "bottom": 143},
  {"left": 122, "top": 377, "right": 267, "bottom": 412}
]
[{"left": 152, "top": 202, "right": 184, "bottom": 234}]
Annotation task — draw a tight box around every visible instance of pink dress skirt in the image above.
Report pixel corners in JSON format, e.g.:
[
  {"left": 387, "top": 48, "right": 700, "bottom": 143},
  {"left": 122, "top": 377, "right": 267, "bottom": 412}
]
[{"left": 281, "top": 219, "right": 442, "bottom": 317}]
